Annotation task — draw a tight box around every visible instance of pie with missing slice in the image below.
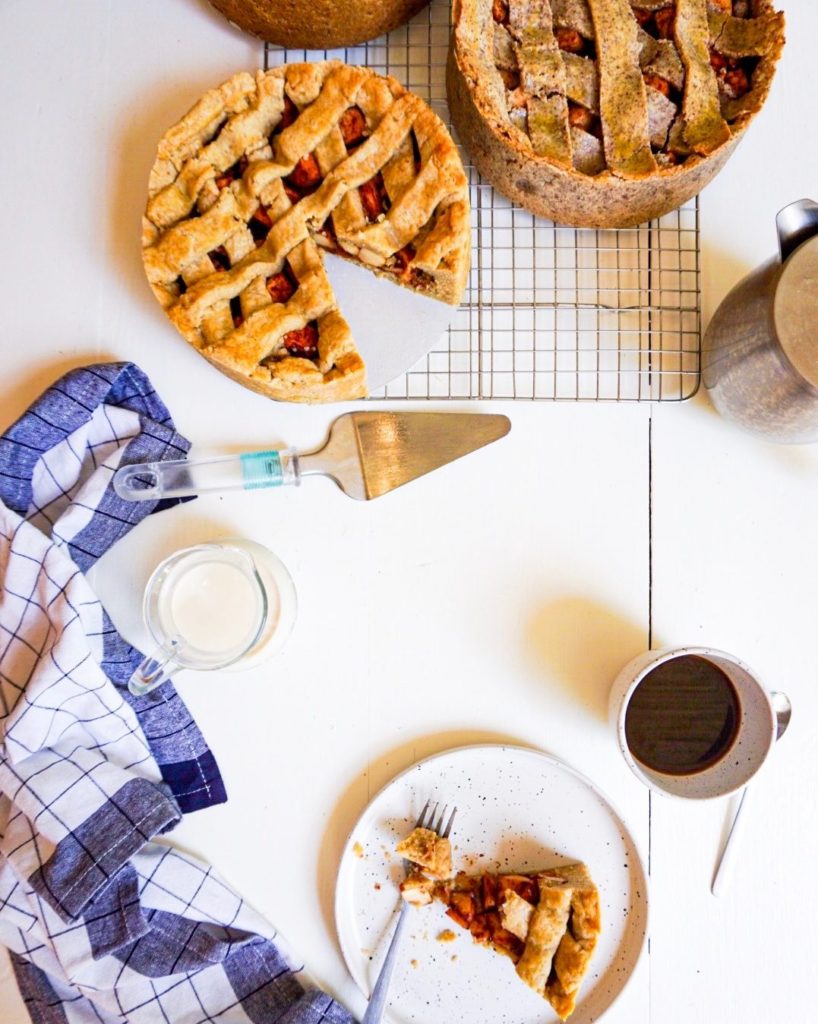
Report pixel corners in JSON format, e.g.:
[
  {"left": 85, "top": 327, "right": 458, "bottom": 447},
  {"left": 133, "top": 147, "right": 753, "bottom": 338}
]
[
  {"left": 142, "top": 64, "right": 470, "bottom": 403},
  {"left": 401, "top": 863, "right": 601, "bottom": 1020}
]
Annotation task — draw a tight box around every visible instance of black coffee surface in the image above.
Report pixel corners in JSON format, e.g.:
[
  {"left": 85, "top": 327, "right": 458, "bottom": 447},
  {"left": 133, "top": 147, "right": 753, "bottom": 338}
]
[{"left": 624, "top": 655, "right": 740, "bottom": 775}]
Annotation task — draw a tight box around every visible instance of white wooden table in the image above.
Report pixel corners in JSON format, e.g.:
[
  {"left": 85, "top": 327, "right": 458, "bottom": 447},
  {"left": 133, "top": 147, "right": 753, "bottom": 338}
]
[{"left": 2, "top": 2, "right": 817, "bottom": 1021}]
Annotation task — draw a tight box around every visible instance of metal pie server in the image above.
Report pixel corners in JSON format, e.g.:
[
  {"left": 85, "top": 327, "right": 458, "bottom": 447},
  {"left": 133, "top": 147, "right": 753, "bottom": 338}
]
[{"left": 113, "top": 412, "right": 511, "bottom": 502}]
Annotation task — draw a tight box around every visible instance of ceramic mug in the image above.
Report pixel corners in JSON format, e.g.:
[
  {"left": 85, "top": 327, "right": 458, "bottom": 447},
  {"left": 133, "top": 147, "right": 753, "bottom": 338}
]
[{"left": 609, "top": 646, "right": 779, "bottom": 799}]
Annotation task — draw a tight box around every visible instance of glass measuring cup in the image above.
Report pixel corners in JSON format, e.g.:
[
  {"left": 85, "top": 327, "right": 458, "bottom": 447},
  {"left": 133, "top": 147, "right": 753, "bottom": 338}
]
[{"left": 128, "top": 541, "right": 295, "bottom": 696}]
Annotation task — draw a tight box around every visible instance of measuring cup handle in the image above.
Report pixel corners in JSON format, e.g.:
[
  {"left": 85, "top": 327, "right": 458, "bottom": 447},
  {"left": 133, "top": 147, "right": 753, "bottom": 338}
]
[{"left": 128, "top": 639, "right": 182, "bottom": 697}]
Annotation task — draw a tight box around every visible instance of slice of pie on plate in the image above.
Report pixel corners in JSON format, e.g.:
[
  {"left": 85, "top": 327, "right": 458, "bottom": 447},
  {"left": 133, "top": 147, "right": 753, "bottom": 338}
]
[
  {"left": 142, "top": 63, "right": 471, "bottom": 403},
  {"left": 400, "top": 863, "right": 601, "bottom": 1021}
]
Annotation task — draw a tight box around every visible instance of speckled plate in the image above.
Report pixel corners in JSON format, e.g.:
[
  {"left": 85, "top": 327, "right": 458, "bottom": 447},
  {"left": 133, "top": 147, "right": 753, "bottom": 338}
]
[{"left": 335, "top": 744, "right": 647, "bottom": 1024}]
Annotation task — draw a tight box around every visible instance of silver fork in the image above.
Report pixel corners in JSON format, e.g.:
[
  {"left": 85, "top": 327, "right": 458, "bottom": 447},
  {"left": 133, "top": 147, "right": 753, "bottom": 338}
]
[{"left": 361, "top": 800, "right": 457, "bottom": 1024}]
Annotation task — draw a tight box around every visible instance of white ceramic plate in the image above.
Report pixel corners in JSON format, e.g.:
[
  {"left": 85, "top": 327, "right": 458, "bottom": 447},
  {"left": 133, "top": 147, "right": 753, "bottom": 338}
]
[
  {"left": 335, "top": 745, "right": 648, "bottom": 1024},
  {"left": 323, "top": 253, "right": 456, "bottom": 392}
]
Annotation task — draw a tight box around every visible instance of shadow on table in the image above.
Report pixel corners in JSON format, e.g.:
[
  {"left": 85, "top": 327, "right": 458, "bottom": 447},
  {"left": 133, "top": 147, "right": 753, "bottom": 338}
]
[
  {"left": 316, "top": 728, "right": 531, "bottom": 946},
  {"left": 108, "top": 72, "right": 248, "bottom": 322},
  {"left": 177, "top": 0, "right": 260, "bottom": 41},
  {"left": 525, "top": 596, "right": 648, "bottom": 722},
  {"left": 94, "top": 508, "right": 243, "bottom": 593},
  {"left": 3, "top": 352, "right": 117, "bottom": 428},
  {"left": 685, "top": 243, "right": 752, "bottom": 420}
]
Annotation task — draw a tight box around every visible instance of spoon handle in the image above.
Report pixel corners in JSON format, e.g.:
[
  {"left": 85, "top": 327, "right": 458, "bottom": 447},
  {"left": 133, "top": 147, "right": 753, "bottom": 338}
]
[{"left": 711, "top": 786, "right": 750, "bottom": 897}]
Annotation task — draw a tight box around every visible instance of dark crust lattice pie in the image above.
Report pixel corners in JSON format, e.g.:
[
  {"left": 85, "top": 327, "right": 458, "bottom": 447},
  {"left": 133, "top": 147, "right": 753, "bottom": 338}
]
[
  {"left": 206, "top": 0, "right": 432, "bottom": 49},
  {"left": 447, "top": 0, "right": 785, "bottom": 227},
  {"left": 142, "top": 64, "right": 470, "bottom": 403}
]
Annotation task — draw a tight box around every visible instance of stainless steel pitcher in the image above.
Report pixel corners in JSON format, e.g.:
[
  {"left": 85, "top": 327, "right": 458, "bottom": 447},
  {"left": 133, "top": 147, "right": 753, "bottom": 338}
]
[{"left": 703, "top": 199, "right": 818, "bottom": 443}]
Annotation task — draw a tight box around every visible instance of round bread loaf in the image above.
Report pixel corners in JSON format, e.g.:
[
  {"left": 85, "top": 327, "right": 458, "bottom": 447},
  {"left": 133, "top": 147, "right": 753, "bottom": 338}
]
[
  {"left": 447, "top": 0, "right": 785, "bottom": 228},
  {"left": 207, "top": 0, "right": 431, "bottom": 48}
]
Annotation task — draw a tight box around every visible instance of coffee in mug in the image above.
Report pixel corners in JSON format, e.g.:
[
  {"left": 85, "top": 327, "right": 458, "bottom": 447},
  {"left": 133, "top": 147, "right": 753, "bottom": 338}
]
[
  {"left": 610, "top": 647, "right": 779, "bottom": 799},
  {"left": 624, "top": 654, "right": 740, "bottom": 776}
]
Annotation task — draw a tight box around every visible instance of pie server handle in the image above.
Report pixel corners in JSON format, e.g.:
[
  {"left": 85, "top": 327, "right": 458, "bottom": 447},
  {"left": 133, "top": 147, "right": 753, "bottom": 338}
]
[{"left": 113, "top": 449, "right": 301, "bottom": 501}]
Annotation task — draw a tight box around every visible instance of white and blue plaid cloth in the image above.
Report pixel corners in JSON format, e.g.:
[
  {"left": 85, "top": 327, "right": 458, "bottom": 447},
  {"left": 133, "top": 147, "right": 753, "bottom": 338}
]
[{"left": 0, "top": 364, "right": 353, "bottom": 1024}]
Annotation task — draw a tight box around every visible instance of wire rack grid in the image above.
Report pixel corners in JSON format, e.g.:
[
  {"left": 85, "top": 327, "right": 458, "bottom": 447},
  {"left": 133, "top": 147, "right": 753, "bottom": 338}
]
[{"left": 264, "top": 0, "right": 701, "bottom": 402}]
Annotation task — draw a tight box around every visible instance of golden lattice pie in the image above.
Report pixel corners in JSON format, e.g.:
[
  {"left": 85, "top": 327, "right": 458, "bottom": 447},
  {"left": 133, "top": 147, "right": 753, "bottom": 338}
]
[
  {"left": 142, "top": 64, "right": 470, "bottom": 403},
  {"left": 207, "top": 0, "right": 432, "bottom": 49},
  {"left": 401, "top": 863, "right": 601, "bottom": 1020},
  {"left": 447, "top": 0, "right": 785, "bottom": 227}
]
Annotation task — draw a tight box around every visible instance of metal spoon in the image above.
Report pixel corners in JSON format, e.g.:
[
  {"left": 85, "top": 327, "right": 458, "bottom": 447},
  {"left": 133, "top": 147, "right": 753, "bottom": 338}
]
[{"left": 711, "top": 691, "right": 792, "bottom": 896}]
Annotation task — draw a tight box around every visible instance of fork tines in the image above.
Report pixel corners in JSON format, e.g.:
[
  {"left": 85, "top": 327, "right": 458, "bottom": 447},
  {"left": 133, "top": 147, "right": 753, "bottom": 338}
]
[{"left": 416, "top": 800, "right": 456, "bottom": 837}]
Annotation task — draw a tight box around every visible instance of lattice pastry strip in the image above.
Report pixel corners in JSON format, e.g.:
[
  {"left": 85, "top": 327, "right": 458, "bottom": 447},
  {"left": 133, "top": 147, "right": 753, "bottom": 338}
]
[
  {"left": 202, "top": 226, "right": 256, "bottom": 345},
  {"left": 509, "top": 0, "right": 573, "bottom": 166},
  {"left": 142, "top": 64, "right": 470, "bottom": 403}
]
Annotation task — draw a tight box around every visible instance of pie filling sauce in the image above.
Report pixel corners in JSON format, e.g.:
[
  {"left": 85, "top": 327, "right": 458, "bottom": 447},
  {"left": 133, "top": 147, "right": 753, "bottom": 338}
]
[
  {"left": 492, "top": 0, "right": 760, "bottom": 172},
  {"left": 360, "top": 171, "right": 390, "bottom": 222},
  {"left": 208, "top": 246, "right": 232, "bottom": 273},
  {"left": 229, "top": 296, "right": 244, "bottom": 328},
  {"left": 442, "top": 873, "right": 539, "bottom": 962},
  {"left": 266, "top": 266, "right": 297, "bottom": 304},
  {"left": 281, "top": 322, "right": 320, "bottom": 359},
  {"left": 215, "top": 155, "right": 249, "bottom": 191},
  {"left": 339, "top": 105, "right": 367, "bottom": 146},
  {"left": 263, "top": 264, "right": 318, "bottom": 358},
  {"left": 249, "top": 204, "right": 273, "bottom": 244}
]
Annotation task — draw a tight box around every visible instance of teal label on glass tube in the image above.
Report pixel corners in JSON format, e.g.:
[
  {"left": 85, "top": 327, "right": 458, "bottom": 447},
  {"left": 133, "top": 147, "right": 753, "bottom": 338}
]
[{"left": 240, "top": 450, "right": 284, "bottom": 490}]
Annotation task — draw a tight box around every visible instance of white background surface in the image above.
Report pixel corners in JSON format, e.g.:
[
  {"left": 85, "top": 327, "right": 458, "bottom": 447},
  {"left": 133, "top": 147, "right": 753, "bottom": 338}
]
[{"left": 1, "top": 1, "right": 817, "bottom": 1022}]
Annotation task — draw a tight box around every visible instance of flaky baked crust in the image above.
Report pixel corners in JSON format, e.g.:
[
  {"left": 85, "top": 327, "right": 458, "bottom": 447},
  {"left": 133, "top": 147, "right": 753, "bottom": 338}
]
[
  {"left": 448, "top": 0, "right": 785, "bottom": 228},
  {"left": 207, "top": 0, "right": 431, "bottom": 48},
  {"left": 396, "top": 827, "right": 453, "bottom": 878},
  {"left": 142, "top": 64, "right": 470, "bottom": 403}
]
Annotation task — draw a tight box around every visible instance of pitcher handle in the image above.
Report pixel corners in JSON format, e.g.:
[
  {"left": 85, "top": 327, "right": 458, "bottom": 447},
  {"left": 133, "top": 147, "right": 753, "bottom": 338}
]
[
  {"left": 776, "top": 199, "right": 818, "bottom": 261},
  {"left": 128, "top": 638, "right": 183, "bottom": 697}
]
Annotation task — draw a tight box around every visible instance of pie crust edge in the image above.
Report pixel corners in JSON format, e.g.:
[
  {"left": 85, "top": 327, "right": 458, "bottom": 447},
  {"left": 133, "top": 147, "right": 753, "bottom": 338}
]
[{"left": 207, "top": 0, "right": 432, "bottom": 50}]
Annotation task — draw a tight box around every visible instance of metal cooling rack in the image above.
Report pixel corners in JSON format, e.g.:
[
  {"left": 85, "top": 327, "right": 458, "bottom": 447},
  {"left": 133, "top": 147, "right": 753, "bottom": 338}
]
[{"left": 264, "top": 0, "right": 701, "bottom": 402}]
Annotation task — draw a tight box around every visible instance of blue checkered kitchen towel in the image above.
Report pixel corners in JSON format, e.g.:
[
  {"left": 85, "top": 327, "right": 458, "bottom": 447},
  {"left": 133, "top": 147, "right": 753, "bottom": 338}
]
[{"left": 0, "top": 363, "right": 353, "bottom": 1024}]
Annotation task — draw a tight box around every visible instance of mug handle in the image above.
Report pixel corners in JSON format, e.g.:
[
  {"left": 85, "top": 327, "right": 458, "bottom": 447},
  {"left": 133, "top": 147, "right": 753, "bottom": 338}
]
[{"left": 128, "top": 637, "right": 183, "bottom": 697}]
